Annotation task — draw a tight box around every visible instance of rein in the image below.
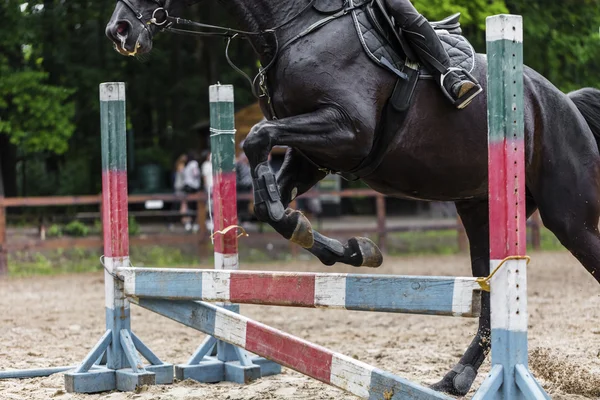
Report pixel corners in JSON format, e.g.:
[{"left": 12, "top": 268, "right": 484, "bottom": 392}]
[
  {"left": 161, "top": 0, "right": 321, "bottom": 104},
  {"left": 165, "top": 0, "right": 318, "bottom": 39},
  {"left": 118, "top": 0, "right": 368, "bottom": 107}
]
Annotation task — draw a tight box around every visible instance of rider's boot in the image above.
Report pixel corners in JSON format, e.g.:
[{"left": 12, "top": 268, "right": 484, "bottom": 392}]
[{"left": 402, "top": 16, "right": 482, "bottom": 109}]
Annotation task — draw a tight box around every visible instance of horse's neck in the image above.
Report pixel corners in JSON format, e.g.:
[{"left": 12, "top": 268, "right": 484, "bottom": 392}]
[{"left": 219, "top": 0, "right": 310, "bottom": 60}]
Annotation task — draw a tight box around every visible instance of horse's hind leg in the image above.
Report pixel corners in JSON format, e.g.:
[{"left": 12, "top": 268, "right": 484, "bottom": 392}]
[
  {"left": 432, "top": 197, "right": 538, "bottom": 396},
  {"left": 430, "top": 199, "right": 492, "bottom": 396},
  {"left": 277, "top": 148, "right": 383, "bottom": 268},
  {"left": 534, "top": 162, "right": 600, "bottom": 283}
]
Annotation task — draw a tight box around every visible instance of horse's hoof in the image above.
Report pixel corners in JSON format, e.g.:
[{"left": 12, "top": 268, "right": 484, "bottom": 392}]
[
  {"left": 349, "top": 237, "right": 383, "bottom": 268},
  {"left": 430, "top": 364, "right": 476, "bottom": 396},
  {"left": 289, "top": 210, "right": 314, "bottom": 248}
]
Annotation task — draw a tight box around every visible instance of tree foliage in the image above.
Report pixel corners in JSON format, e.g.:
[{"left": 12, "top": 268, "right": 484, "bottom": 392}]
[
  {"left": 0, "top": 1, "right": 75, "bottom": 155},
  {"left": 0, "top": 69, "right": 75, "bottom": 154},
  {"left": 506, "top": 0, "right": 600, "bottom": 92}
]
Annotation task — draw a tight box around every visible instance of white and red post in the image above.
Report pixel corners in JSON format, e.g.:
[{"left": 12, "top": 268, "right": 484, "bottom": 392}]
[
  {"left": 173, "top": 84, "right": 281, "bottom": 383},
  {"left": 473, "top": 15, "right": 549, "bottom": 400},
  {"left": 65, "top": 83, "right": 173, "bottom": 393}
]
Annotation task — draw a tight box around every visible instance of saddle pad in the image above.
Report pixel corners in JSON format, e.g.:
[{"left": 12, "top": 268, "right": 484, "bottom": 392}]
[
  {"left": 419, "top": 34, "right": 476, "bottom": 79},
  {"left": 351, "top": 2, "right": 476, "bottom": 80},
  {"left": 351, "top": 6, "right": 406, "bottom": 76}
]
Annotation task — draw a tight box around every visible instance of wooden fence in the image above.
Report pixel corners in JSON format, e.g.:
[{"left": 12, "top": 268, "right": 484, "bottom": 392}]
[{"left": 0, "top": 190, "right": 542, "bottom": 276}]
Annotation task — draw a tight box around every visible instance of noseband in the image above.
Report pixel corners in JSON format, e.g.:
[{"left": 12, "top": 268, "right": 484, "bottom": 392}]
[{"left": 118, "top": 0, "right": 173, "bottom": 34}]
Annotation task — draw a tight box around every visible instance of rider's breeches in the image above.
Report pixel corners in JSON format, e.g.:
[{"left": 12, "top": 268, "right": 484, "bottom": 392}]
[
  {"left": 384, "top": 0, "right": 451, "bottom": 74},
  {"left": 385, "top": 0, "right": 424, "bottom": 26}
]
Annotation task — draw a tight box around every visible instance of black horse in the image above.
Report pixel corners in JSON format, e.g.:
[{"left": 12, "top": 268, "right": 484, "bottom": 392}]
[{"left": 105, "top": 0, "right": 600, "bottom": 396}]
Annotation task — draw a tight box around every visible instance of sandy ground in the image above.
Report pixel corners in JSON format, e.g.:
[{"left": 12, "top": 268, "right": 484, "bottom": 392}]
[{"left": 2, "top": 251, "right": 600, "bottom": 400}]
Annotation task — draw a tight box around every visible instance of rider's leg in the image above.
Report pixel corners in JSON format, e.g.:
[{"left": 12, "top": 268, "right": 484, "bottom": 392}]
[{"left": 385, "top": 0, "right": 482, "bottom": 109}]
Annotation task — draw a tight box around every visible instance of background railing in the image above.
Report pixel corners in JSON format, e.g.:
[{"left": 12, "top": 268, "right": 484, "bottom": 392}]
[{"left": 0, "top": 190, "right": 543, "bottom": 275}]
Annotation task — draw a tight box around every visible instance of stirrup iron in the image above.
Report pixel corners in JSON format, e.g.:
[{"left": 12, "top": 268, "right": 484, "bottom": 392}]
[{"left": 440, "top": 67, "right": 483, "bottom": 109}]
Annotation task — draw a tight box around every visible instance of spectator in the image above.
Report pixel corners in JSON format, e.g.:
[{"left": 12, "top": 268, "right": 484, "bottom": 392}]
[
  {"left": 200, "top": 151, "right": 213, "bottom": 231},
  {"left": 182, "top": 151, "right": 201, "bottom": 232},
  {"left": 173, "top": 154, "right": 188, "bottom": 228}
]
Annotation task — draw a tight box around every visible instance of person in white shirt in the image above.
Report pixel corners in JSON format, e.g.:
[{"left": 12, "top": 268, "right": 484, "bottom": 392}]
[
  {"left": 183, "top": 155, "right": 201, "bottom": 193},
  {"left": 173, "top": 154, "right": 188, "bottom": 229},
  {"left": 181, "top": 152, "right": 201, "bottom": 232},
  {"left": 201, "top": 152, "right": 212, "bottom": 194},
  {"left": 200, "top": 152, "right": 213, "bottom": 232}
]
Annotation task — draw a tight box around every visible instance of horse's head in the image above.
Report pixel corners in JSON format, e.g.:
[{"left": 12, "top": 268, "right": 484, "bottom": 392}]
[
  {"left": 105, "top": 0, "right": 168, "bottom": 56},
  {"left": 106, "top": 0, "right": 201, "bottom": 56}
]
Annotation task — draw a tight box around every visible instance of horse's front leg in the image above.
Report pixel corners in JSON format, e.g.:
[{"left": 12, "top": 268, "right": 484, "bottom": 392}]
[
  {"left": 277, "top": 148, "right": 383, "bottom": 268},
  {"left": 243, "top": 107, "right": 376, "bottom": 257}
]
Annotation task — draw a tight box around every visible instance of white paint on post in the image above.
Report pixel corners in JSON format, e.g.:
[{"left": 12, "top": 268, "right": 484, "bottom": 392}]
[
  {"left": 99, "top": 82, "right": 126, "bottom": 101},
  {"left": 214, "top": 253, "right": 239, "bottom": 270},
  {"left": 490, "top": 259, "right": 528, "bottom": 332},
  {"left": 209, "top": 84, "right": 235, "bottom": 103},
  {"left": 315, "top": 274, "right": 347, "bottom": 308},
  {"left": 486, "top": 14, "right": 523, "bottom": 43},
  {"left": 104, "top": 257, "right": 130, "bottom": 310}
]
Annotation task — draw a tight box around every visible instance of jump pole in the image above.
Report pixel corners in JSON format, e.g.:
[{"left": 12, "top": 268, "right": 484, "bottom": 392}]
[
  {"left": 174, "top": 84, "right": 281, "bottom": 383},
  {"left": 64, "top": 83, "right": 174, "bottom": 393},
  {"left": 472, "top": 15, "right": 549, "bottom": 399},
  {"left": 119, "top": 268, "right": 483, "bottom": 317}
]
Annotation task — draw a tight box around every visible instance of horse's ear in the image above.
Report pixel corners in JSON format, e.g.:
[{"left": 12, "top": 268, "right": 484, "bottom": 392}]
[{"left": 313, "top": 0, "right": 345, "bottom": 14}]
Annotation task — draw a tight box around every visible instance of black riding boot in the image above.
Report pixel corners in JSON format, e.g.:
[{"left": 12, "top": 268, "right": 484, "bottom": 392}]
[{"left": 403, "top": 16, "right": 482, "bottom": 109}]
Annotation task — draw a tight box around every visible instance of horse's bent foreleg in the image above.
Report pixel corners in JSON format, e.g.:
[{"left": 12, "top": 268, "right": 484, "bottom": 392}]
[
  {"left": 243, "top": 107, "right": 366, "bottom": 250},
  {"left": 276, "top": 148, "right": 328, "bottom": 206},
  {"left": 276, "top": 148, "right": 383, "bottom": 268}
]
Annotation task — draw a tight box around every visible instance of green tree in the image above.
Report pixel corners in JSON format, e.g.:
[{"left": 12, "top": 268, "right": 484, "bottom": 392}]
[
  {"left": 0, "top": 0, "right": 76, "bottom": 196},
  {"left": 0, "top": 68, "right": 75, "bottom": 154},
  {"left": 505, "top": 0, "right": 600, "bottom": 92}
]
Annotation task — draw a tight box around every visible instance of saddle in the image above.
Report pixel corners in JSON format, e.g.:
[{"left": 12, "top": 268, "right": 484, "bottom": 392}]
[
  {"left": 355, "top": 2, "right": 475, "bottom": 83},
  {"left": 312, "top": 0, "right": 477, "bottom": 180}
]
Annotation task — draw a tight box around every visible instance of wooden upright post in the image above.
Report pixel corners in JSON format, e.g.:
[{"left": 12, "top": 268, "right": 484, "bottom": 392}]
[
  {"left": 65, "top": 83, "right": 173, "bottom": 393},
  {"left": 174, "top": 84, "right": 281, "bottom": 384},
  {"left": 473, "top": 15, "right": 549, "bottom": 400}
]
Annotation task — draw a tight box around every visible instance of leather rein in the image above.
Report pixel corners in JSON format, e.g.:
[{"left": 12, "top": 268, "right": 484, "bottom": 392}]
[{"left": 117, "top": 0, "right": 368, "bottom": 108}]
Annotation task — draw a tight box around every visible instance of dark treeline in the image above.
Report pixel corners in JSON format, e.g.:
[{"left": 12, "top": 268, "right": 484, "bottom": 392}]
[{"left": 1, "top": 0, "right": 599, "bottom": 197}]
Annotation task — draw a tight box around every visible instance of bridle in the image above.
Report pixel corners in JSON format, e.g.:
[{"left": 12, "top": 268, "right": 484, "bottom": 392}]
[
  {"left": 116, "top": 0, "right": 367, "bottom": 117},
  {"left": 119, "top": 0, "right": 173, "bottom": 33}
]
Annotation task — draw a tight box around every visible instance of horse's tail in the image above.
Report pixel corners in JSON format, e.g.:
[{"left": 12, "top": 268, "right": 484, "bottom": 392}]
[{"left": 568, "top": 88, "right": 600, "bottom": 151}]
